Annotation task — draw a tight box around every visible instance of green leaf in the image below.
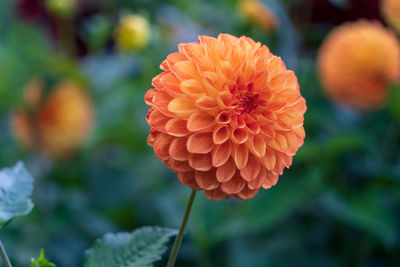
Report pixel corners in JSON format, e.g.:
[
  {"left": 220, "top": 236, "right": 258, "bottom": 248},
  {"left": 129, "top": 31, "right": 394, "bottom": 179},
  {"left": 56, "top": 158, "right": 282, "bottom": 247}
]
[
  {"left": 84, "top": 226, "right": 178, "bottom": 267},
  {"left": 30, "top": 249, "right": 56, "bottom": 267},
  {"left": 0, "top": 161, "right": 34, "bottom": 228}
]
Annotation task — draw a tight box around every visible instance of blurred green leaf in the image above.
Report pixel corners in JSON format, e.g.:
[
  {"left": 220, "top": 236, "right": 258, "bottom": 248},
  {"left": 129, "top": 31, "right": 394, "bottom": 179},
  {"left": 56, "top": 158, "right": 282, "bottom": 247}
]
[
  {"left": 0, "top": 23, "right": 51, "bottom": 111},
  {"left": 323, "top": 132, "right": 368, "bottom": 156},
  {"left": 84, "top": 226, "right": 178, "bottom": 267},
  {"left": 322, "top": 189, "right": 397, "bottom": 248},
  {"left": 202, "top": 168, "right": 323, "bottom": 244},
  {"left": 0, "top": 161, "right": 34, "bottom": 228},
  {"left": 30, "top": 249, "right": 56, "bottom": 267},
  {"left": 82, "top": 15, "right": 113, "bottom": 53},
  {"left": 387, "top": 83, "right": 400, "bottom": 118}
]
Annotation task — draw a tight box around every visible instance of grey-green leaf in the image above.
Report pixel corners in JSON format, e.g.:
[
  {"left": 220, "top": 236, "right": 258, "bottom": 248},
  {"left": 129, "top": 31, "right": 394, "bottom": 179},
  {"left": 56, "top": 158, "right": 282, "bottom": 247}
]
[
  {"left": 0, "top": 161, "right": 34, "bottom": 228},
  {"left": 84, "top": 226, "right": 178, "bottom": 267}
]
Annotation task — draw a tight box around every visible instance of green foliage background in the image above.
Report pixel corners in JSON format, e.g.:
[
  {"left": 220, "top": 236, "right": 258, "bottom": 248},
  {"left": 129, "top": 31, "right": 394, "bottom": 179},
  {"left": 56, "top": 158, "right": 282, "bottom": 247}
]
[{"left": 1, "top": 0, "right": 400, "bottom": 266}]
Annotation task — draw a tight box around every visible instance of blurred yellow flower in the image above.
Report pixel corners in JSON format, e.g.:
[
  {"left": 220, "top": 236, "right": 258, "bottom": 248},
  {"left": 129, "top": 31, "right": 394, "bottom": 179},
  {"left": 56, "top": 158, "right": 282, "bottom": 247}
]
[
  {"left": 382, "top": 0, "right": 400, "bottom": 34},
  {"left": 318, "top": 20, "right": 400, "bottom": 110},
  {"left": 114, "top": 14, "right": 150, "bottom": 52},
  {"left": 12, "top": 80, "right": 94, "bottom": 159},
  {"left": 238, "top": 0, "right": 278, "bottom": 32},
  {"left": 45, "top": 0, "right": 76, "bottom": 17}
]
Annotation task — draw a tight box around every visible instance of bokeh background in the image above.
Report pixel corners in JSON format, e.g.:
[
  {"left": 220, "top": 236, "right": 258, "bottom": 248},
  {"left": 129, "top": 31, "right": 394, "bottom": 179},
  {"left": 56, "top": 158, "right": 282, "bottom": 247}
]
[{"left": 1, "top": 0, "right": 400, "bottom": 266}]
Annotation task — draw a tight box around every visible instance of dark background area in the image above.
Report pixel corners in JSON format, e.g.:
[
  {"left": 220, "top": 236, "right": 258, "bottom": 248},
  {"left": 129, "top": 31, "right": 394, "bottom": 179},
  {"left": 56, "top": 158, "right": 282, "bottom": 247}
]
[{"left": 1, "top": 0, "right": 400, "bottom": 266}]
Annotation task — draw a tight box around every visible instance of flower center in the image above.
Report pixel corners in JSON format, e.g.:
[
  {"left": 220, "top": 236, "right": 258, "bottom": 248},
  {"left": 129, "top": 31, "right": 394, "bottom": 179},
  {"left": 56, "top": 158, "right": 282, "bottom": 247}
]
[
  {"left": 238, "top": 92, "right": 260, "bottom": 113},
  {"left": 229, "top": 77, "right": 261, "bottom": 115}
]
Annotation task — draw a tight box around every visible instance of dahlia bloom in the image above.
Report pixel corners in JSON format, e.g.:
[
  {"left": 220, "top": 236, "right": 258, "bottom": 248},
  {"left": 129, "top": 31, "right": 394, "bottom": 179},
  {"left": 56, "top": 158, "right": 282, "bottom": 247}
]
[
  {"left": 238, "top": 0, "right": 278, "bottom": 32},
  {"left": 318, "top": 21, "right": 400, "bottom": 110},
  {"left": 12, "top": 80, "right": 93, "bottom": 159},
  {"left": 114, "top": 14, "right": 150, "bottom": 52},
  {"left": 382, "top": 0, "right": 400, "bottom": 34},
  {"left": 145, "top": 34, "right": 306, "bottom": 200}
]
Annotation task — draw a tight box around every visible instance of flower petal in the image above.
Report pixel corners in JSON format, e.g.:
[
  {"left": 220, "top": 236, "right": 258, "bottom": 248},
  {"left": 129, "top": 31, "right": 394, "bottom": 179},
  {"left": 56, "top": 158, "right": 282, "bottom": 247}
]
[
  {"left": 165, "top": 52, "right": 187, "bottom": 69},
  {"left": 180, "top": 79, "right": 206, "bottom": 96},
  {"left": 251, "top": 135, "right": 266, "bottom": 158},
  {"left": 153, "top": 133, "right": 173, "bottom": 160},
  {"left": 147, "top": 109, "right": 169, "bottom": 132},
  {"left": 144, "top": 88, "right": 157, "bottom": 105},
  {"left": 172, "top": 60, "right": 200, "bottom": 80},
  {"left": 195, "top": 169, "right": 219, "bottom": 190},
  {"left": 195, "top": 96, "right": 218, "bottom": 112},
  {"left": 165, "top": 118, "right": 189, "bottom": 137},
  {"left": 216, "top": 111, "right": 231, "bottom": 124},
  {"left": 153, "top": 91, "right": 174, "bottom": 116},
  {"left": 286, "top": 131, "right": 301, "bottom": 153},
  {"left": 202, "top": 71, "right": 223, "bottom": 96},
  {"left": 158, "top": 72, "right": 182, "bottom": 95},
  {"left": 204, "top": 188, "right": 229, "bottom": 200},
  {"left": 217, "top": 60, "right": 235, "bottom": 80},
  {"left": 187, "top": 133, "right": 213, "bottom": 154},
  {"left": 216, "top": 158, "right": 236, "bottom": 182},
  {"left": 262, "top": 148, "right": 276, "bottom": 171},
  {"left": 168, "top": 96, "right": 196, "bottom": 116},
  {"left": 169, "top": 137, "right": 189, "bottom": 161},
  {"left": 187, "top": 112, "right": 215, "bottom": 132},
  {"left": 239, "top": 154, "right": 261, "bottom": 181},
  {"left": 237, "top": 186, "right": 259, "bottom": 200},
  {"left": 189, "top": 153, "right": 213, "bottom": 171},
  {"left": 177, "top": 171, "right": 201, "bottom": 190},
  {"left": 248, "top": 167, "right": 267, "bottom": 190},
  {"left": 267, "top": 56, "right": 284, "bottom": 81},
  {"left": 220, "top": 172, "right": 246, "bottom": 194},
  {"left": 260, "top": 124, "right": 275, "bottom": 139},
  {"left": 212, "top": 141, "right": 232, "bottom": 167},
  {"left": 178, "top": 43, "right": 206, "bottom": 63},
  {"left": 275, "top": 132, "right": 288, "bottom": 151},
  {"left": 213, "top": 125, "right": 229, "bottom": 144},
  {"left": 231, "top": 128, "right": 249, "bottom": 144},
  {"left": 233, "top": 143, "right": 249, "bottom": 169},
  {"left": 263, "top": 171, "right": 279, "bottom": 189},
  {"left": 166, "top": 159, "right": 192, "bottom": 172}
]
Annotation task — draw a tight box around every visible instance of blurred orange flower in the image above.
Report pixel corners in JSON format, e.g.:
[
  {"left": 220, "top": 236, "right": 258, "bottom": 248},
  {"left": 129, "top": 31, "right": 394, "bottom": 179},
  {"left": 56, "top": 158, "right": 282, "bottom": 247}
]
[
  {"left": 145, "top": 34, "right": 306, "bottom": 200},
  {"left": 12, "top": 80, "right": 93, "bottom": 159},
  {"left": 114, "top": 14, "right": 150, "bottom": 52},
  {"left": 382, "top": 0, "right": 400, "bottom": 34},
  {"left": 238, "top": 0, "right": 278, "bottom": 32},
  {"left": 318, "top": 20, "right": 400, "bottom": 110}
]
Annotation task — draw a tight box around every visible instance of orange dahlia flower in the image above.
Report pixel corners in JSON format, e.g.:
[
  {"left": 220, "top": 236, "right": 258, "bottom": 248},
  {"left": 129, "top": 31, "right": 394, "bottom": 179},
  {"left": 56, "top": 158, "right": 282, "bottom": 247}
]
[
  {"left": 382, "top": 0, "right": 400, "bottom": 34},
  {"left": 318, "top": 20, "right": 400, "bottom": 110},
  {"left": 145, "top": 34, "right": 306, "bottom": 200},
  {"left": 12, "top": 80, "right": 93, "bottom": 159},
  {"left": 238, "top": 0, "right": 278, "bottom": 32}
]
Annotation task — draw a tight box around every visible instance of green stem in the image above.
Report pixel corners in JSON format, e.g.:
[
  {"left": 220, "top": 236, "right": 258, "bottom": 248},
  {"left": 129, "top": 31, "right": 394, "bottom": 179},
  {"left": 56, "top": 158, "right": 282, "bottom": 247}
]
[
  {"left": 167, "top": 189, "right": 197, "bottom": 267},
  {"left": 0, "top": 240, "right": 12, "bottom": 267}
]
